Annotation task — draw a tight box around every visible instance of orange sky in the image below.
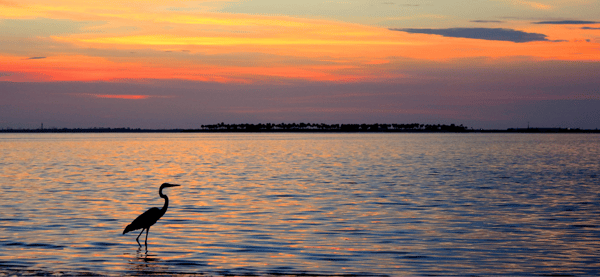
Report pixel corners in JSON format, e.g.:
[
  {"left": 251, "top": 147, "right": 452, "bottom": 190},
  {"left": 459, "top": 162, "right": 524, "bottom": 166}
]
[
  {"left": 1, "top": 0, "right": 599, "bottom": 83},
  {"left": 1, "top": 0, "right": 599, "bottom": 129}
]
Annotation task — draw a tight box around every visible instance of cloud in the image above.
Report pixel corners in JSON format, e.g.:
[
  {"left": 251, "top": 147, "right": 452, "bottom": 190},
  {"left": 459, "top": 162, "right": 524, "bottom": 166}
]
[
  {"left": 3, "top": 58, "right": 600, "bottom": 130},
  {"left": 68, "top": 93, "right": 158, "bottom": 100},
  {"left": 389, "top": 27, "right": 548, "bottom": 43},
  {"left": 0, "top": 18, "right": 103, "bottom": 37},
  {"left": 515, "top": 1, "right": 552, "bottom": 10},
  {"left": 76, "top": 93, "right": 175, "bottom": 100},
  {"left": 581, "top": 27, "right": 600, "bottom": 30},
  {"left": 26, "top": 57, "right": 46, "bottom": 60},
  {"left": 533, "top": 20, "right": 600, "bottom": 25},
  {"left": 471, "top": 20, "right": 505, "bottom": 23},
  {"left": 92, "top": 94, "right": 150, "bottom": 100},
  {"left": 0, "top": 0, "right": 18, "bottom": 6}
]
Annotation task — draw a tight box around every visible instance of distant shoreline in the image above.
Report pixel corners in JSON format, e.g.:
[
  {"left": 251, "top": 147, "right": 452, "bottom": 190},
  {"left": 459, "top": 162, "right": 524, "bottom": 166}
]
[{"left": 1, "top": 125, "right": 598, "bottom": 134}]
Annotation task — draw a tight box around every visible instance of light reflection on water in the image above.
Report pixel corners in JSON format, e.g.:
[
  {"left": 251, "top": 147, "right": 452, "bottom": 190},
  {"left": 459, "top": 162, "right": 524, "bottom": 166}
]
[{"left": 0, "top": 133, "right": 599, "bottom": 276}]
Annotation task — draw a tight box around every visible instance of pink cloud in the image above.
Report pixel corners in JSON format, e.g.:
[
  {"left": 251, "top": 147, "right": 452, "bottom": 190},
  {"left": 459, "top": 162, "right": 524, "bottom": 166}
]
[
  {"left": 92, "top": 94, "right": 150, "bottom": 100},
  {"left": 68, "top": 93, "right": 174, "bottom": 100}
]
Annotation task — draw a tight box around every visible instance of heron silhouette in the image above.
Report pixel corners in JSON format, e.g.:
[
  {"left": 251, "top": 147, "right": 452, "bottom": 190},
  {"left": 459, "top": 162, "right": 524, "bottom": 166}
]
[{"left": 123, "top": 183, "right": 181, "bottom": 247}]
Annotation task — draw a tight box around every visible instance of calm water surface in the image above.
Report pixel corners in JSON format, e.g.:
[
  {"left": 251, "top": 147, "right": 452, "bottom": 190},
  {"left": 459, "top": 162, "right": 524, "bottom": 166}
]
[{"left": 0, "top": 133, "right": 598, "bottom": 276}]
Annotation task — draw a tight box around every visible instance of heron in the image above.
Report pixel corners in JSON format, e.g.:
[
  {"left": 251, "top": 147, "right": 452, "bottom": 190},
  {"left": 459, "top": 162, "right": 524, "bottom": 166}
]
[{"left": 123, "top": 183, "right": 181, "bottom": 247}]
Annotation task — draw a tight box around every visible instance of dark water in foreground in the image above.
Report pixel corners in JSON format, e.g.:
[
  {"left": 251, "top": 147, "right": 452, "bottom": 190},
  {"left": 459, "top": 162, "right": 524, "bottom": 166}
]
[{"left": 0, "top": 133, "right": 598, "bottom": 276}]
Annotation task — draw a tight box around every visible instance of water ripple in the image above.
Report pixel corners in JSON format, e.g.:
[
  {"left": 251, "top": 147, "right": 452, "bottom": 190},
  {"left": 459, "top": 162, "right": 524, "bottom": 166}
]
[{"left": 0, "top": 133, "right": 599, "bottom": 276}]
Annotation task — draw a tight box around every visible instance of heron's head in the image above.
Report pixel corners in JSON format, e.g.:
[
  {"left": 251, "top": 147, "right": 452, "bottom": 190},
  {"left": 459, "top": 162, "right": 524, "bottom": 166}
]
[
  {"left": 159, "top": 183, "right": 181, "bottom": 197},
  {"left": 160, "top": 183, "right": 181, "bottom": 189}
]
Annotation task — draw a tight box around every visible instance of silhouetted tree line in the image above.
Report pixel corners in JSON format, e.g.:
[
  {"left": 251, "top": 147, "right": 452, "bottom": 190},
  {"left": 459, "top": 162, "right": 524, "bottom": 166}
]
[
  {"left": 194, "top": 122, "right": 469, "bottom": 132},
  {"left": 3, "top": 124, "right": 598, "bottom": 133},
  {"left": 0, "top": 127, "right": 176, "bottom": 133}
]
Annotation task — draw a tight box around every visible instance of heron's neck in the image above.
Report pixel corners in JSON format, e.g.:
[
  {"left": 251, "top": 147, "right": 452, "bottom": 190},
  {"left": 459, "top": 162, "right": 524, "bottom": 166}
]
[{"left": 159, "top": 190, "right": 169, "bottom": 214}]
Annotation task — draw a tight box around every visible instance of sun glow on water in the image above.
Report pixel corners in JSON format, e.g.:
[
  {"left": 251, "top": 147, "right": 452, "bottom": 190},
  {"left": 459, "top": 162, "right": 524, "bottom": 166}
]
[{"left": 0, "top": 133, "right": 598, "bottom": 275}]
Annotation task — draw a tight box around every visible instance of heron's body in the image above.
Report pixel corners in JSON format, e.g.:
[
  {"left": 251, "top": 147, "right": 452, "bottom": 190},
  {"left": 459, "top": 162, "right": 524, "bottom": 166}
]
[{"left": 123, "top": 183, "right": 180, "bottom": 247}]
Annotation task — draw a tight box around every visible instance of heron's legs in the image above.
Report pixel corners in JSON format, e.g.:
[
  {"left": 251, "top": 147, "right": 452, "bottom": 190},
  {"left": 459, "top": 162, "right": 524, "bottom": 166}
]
[
  {"left": 136, "top": 229, "right": 145, "bottom": 246},
  {"left": 145, "top": 227, "right": 151, "bottom": 247}
]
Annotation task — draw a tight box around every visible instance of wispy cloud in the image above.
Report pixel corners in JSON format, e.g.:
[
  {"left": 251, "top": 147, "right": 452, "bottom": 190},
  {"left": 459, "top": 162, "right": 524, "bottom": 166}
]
[
  {"left": 92, "top": 94, "right": 150, "bottom": 100},
  {"left": 533, "top": 20, "right": 600, "bottom": 25},
  {"left": 510, "top": 0, "right": 552, "bottom": 10},
  {"left": 581, "top": 27, "right": 600, "bottom": 30},
  {"left": 0, "top": 0, "right": 18, "bottom": 6},
  {"left": 389, "top": 28, "right": 548, "bottom": 43},
  {"left": 0, "top": 18, "right": 102, "bottom": 37},
  {"left": 2, "top": 0, "right": 599, "bottom": 85},
  {"left": 72, "top": 93, "right": 174, "bottom": 100},
  {"left": 471, "top": 20, "right": 505, "bottom": 23}
]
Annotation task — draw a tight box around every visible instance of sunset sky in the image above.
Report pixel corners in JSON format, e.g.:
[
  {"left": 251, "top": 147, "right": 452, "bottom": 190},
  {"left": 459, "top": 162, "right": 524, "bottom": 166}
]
[{"left": 1, "top": 0, "right": 599, "bottom": 129}]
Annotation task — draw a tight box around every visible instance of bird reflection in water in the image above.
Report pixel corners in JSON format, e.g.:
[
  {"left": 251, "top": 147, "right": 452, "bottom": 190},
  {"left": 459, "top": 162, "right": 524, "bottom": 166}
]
[
  {"left": 123, "top": 183, "right": 181, "bottom": 248},
  {"left": 136, "top": 248, "right": 160, "bottom": 262},
  {"left": 128, "top": 249, "right": 169, "bottom": 275}
]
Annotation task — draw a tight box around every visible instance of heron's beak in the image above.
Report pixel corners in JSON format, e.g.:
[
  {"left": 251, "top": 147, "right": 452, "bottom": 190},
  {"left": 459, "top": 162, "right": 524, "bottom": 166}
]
[{"left": 165, "top": 183, "right": 181, "bottom": 188}]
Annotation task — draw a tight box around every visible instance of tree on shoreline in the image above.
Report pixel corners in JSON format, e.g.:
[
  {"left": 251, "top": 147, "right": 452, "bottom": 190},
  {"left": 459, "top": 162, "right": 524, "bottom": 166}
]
[{"left": 199, "top": 123, "right": 469, "bottom": 132}]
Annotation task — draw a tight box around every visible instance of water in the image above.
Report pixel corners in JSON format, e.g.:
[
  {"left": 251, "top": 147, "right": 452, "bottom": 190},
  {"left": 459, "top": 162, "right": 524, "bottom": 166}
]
[{"left": 0, "top": 133, "right": 598, "bottom": 276}]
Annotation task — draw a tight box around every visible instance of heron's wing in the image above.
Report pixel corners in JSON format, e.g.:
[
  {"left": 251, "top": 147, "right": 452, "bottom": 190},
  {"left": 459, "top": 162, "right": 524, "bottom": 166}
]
[{"left": 123, "top": 207, "right": 162, "bottom": 234}]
